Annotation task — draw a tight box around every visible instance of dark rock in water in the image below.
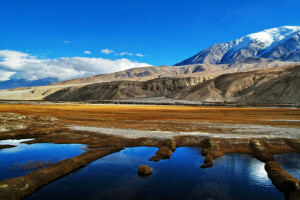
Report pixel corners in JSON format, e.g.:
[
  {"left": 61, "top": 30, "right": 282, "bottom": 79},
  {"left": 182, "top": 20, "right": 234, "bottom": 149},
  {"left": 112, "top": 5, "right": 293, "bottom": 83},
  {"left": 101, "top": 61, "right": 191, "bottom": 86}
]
[
  {"left": 149, "top": 145, "right": 173, "bottom": 162},
  {"left": 250, "top": 140, "right": 275, "bottom": 162},
  {"left": 201, "top": 155, "right": 214, "bottom": 168},
  {"left": 204, "top": 156, "right": 213, "bottom": 163},
  {"left": 138, "top": 165, "right": 153, "bottom": 176},
  {"left": 256, "top": 153, "right": 275, "bottom": 163},
  {"left": 149, "top": 155, "right": 161, "bottom": 162},
  {"left": 265, "top": 161, "right": 300, "bottom": 200},
  {"left": 157, "top": 146, "right": 172, "bottom": 158},
  {"left": 201, "top": 149, "right": 208, "bottom": 156},
  {"left": 201, "top": 162, "right": 214, "bottom": 168},
  {"left": 166, "top": 139, "right": 176, "bottom": 151}
]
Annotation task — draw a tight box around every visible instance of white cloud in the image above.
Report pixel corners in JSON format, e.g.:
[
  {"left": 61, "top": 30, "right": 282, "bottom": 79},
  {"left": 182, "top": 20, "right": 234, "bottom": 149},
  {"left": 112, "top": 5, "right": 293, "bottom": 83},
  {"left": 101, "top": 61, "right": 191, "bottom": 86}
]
[
  {"left": 0, "top": 50, "right": 150, "bottom": 81},
  {"left": 119, "top": 51, "right": 134, "bottom": 56},
  {"left": 136, "top": 53, "right": 144, "bottom": 57},
  {"left": 101, "top": 49, "right": 114, "bottom": 54},
  {"left": 83, "top": 51, "right": 91, "bottom": 54},
  {"left": 63, "top": 40, "right": 71, "bottom": 44},
  {"left": 0, "top": 70, "right": 15, "bottom": 81},
  {"left": 117, "top": 51, "right": 144, "bottom": 57}
]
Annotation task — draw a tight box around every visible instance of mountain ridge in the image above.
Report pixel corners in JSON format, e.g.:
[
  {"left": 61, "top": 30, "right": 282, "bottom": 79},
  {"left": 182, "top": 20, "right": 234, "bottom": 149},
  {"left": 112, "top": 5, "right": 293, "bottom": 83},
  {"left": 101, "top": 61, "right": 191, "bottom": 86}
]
[
  {"left": 175, "top": 26, "right": 300, "bottom": 66},
  {"left": 0, "top": 78, "right": 59, "bottom": 90}
]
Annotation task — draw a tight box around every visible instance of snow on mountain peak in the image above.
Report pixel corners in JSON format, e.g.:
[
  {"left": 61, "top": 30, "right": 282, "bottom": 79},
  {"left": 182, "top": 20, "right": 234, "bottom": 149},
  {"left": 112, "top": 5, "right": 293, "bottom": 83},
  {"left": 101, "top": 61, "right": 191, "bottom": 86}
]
[
  {"left": 175, "top": 26, "right": 300, "bottom": 66},
  {"left": 245, "top": 26, "right": 300, "bottom": 48},
  {"left": 224, "top": 26, "right": 300, "bottom": 58}
]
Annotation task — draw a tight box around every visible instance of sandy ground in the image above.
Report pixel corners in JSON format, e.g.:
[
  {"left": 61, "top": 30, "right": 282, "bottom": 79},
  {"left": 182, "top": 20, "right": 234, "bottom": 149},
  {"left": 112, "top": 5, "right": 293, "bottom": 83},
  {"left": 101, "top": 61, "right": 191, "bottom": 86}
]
[
  {"left": 70, "top": 124, "right": 300, "bottom": 139},
  {"left": 0, "top": 83, "right": 89, "bottom": 100}
]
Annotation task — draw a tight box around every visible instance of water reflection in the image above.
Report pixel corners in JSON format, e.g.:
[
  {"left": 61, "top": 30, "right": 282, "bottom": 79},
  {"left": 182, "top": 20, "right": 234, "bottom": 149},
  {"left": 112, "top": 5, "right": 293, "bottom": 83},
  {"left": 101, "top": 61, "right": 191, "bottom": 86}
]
[
  {"left": 0, "top": 143, "right": 86, "bottom": 181},
  {"left": 0, "top": 138, "right": 34, "bottom": 146},
  {"left": 274, "top": 153, "right": 300, "bottom": 180},
  {"left": 27, "top": 147, "right": 285, "bottom": 200}
]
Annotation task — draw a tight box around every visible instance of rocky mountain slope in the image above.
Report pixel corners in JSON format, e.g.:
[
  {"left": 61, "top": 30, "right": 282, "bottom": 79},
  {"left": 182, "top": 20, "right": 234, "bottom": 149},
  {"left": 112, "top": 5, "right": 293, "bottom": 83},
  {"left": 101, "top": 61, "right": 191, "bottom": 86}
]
[
  {"left": 175, "top": 26, "right": 300, "bottom": 66},
  {"left": 170, "top": 65, "right": 300, "bottom": 104},
  {"left": 0, "top": 63, "right": 299, "bottom": 104},
  {"left": 50, "top": 64, "right": 223, "bottom": 86},
  {"left": 51, "top": 59, "right": 293, "bottom": 86},
  {"left": 44, "top": 64, "right": 300, "bottom": 104},
  {"left": 45, "top": 77, "right": 208, "bottom": 101}
]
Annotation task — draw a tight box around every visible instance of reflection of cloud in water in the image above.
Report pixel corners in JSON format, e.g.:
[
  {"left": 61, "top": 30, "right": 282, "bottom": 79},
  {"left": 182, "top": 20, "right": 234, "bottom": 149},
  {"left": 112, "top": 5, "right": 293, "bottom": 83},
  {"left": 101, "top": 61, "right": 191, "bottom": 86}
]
[
  {"left": 0, "top": 138, "right": 34, "bottom": 145},
  {"left": 0, "top": 143, "right": 86, "bottom": 181},
  {"left": 97, "top": 147, "right": 157, "bottom": 166},
  {"left": 274, "top": 153, "right": 300, "bottom": 180},
  {"left": 25, "top": 147, "right": 284, "bottom": 200},
  {"left": 275, "top": 153, "right": 300, "bottom": 169},
  {"left": 248, "top": 159, "right": 273, "bottom": 188},
  {"left": 214, "top": 154, "right": 273, "bottom": 189},
  {"left": 1, "top": 143, "right": 85, "bottom": 154}
]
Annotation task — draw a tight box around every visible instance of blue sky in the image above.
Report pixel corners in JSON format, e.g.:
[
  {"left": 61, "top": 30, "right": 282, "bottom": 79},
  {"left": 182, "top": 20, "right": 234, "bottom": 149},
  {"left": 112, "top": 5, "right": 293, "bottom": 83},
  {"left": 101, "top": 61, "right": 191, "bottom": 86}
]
[{"left": 0, "top": 0, "right": 299, "bottom": 80}]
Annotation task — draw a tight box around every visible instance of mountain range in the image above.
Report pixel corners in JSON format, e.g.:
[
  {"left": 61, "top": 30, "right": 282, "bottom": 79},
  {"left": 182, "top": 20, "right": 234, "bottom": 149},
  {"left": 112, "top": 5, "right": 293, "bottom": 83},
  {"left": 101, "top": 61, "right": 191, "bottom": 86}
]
[
  {"left": 175, "top": 26, "right": 300, "bottom": 66},
  {"left": 0, "top": 78, "right": 59, "bottom": 90},
  {"left": 0, "top": 26, "right": 299, "bottom": 104}
]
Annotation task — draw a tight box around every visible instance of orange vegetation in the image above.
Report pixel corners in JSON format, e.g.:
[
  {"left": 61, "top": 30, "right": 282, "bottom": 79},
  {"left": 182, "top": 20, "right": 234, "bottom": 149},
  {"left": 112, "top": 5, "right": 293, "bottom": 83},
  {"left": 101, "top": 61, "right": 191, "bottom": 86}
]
[{"left": 0, "top": 104, "right": 299, "bottom": 131}]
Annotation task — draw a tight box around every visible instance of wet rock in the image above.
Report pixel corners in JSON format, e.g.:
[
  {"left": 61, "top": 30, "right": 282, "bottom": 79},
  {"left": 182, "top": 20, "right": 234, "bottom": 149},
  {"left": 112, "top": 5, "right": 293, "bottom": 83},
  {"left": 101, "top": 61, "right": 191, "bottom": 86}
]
[
  {"left": 201, "top": 138, "right": 212, "bottom": 148},
  {"left": 149, "top": 146, "right": 173, "bottom": 162},
  {"left": 201, "top": 155, "right": 214, "bottom": 168},
  {"left": 138, "top": 165, "right": 152, "bottom": 175},
  {"left": 149, "top": 155, "right": 161, "bottom": 162},
  {"left": 256, "top": 153, "right": 274, "bottom": 163},
  {"left": 265, "top": 161, "right": 300, "bottom": 198},
  {"left": 201, "top": 162, "right": 213, "bottom": 168},
  {"left": 204, "top": 156, "right": 213, "bottom": 163},
  {"left": 286, "top": 139, "right": 300, "bottom": 153},
  {"left": 157, "top": 146, "right": 172, "bottom": 158},
  {"left": 201, "top": 149, "right": 208, "bottom": 156},
  {"left": 166, "top": 139, "right": 176, "bottom": 151},
  {"left": 250, "top": 139, "right": 274, "bottom": 162}
]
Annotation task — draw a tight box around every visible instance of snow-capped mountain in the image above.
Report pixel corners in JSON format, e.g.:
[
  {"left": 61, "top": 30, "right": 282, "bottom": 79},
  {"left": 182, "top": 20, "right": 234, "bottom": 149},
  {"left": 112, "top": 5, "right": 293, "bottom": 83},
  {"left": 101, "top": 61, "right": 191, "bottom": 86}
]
[{"left": 175, "top": 26, "right": 300, "bottom": 66}]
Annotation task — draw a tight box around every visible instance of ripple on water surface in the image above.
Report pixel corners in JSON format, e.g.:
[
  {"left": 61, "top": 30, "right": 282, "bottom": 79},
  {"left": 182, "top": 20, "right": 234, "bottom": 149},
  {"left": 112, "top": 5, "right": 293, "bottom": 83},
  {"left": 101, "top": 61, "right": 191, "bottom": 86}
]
[{"left": 26, "top": 147, "right": 285, "bottom": 200}]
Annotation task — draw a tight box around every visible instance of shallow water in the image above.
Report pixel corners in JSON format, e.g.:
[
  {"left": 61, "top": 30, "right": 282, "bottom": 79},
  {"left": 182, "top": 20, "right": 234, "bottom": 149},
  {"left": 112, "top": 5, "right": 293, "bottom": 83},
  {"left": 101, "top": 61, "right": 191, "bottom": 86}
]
[
  {"left": 274, "top": 153, "right": 300, "bottom": 180},
  {"left": 0, "top": 141, "right": 86, "bottom": 181},
  {"left": 26, "top": 147, "right": 285, "bottom": 200}
]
